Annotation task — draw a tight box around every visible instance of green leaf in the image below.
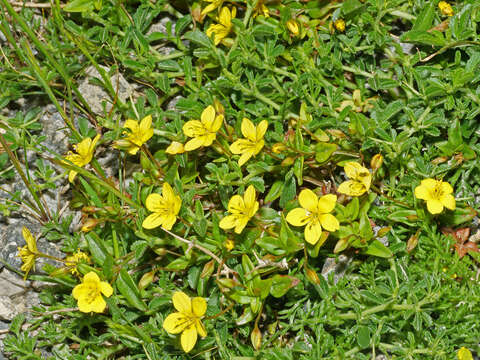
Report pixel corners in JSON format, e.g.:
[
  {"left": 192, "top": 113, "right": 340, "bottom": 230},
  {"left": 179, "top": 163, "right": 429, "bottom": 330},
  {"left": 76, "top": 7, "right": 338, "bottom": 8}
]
[
  {"left": 357, "top": 326, "right": 370, "bottom": 349},
  {"left": 362, "top": 239, "right": 393, "bottom": 258},
  {"left": 265, "top": 181, "right": 284, "bottom": 203},
  {"left": 86, "top": 233, "right": 108, "bottom": 265},
  {"left": 411, "top": 1, "right": 435, "bottom": 31},
  {"left": 269, "top": 275, "right": 299, "bottom": 298},
  {"left": 63, "top": 0, "right": 94, "bottom": 12},
  {"left": 256, "top": 236, "right": 286, "bottom": 255},
  {"left": 184, "top": 29, "right": 212, "bottom": 48},
  {"left": 344, "top": 197, "right": 359, "bottom": 221},
  {"left": 116, "top": 269, "right": 147, "bottom": 311},
  {"left": 315, "top": 142, "right": 337, "bottom": 163},
  {"left": 279, "top": 173, "right": 296, "bottom": 208}
]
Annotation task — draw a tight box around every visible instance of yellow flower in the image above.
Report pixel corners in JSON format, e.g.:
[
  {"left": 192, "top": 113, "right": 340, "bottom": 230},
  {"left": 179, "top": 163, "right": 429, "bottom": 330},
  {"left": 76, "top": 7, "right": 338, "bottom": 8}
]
[
  {"left": 286, "top": 19, "right": 299, "bottom": 36},
  {"left": 229, "top": 118, "right": 268, "bottom": 166},
  {"left": 72, "top": 272, "right": 113, "bottom": 313},
  {"left": 438, "top": 1, "right": 454, "bottom": 16},
  {"left": 17, "top": 227, "right": 39, "bottom": 279},
  {"left": 142, "top": 182, "right": 182, "bottom": 230},
  {"left": 182, "top": 105, "right": 223, "bottom": 151},
  {"left": 286, "top": 190, "right": 339, "bottom": 245},
  {"left": 414, "top": 178, "right": 456, "bottom": 215},
  {"left": 166, "top": 141, "right": 185, "bottom": 155},
  {"left": 253, "top": 0, "right": 269, "bottom": 18},
  {"left": 224, "top": 239, "right": 234, "bottom": 251},
  {"left": 201, "top": 0, "right": 223, "bottom": 15},
  {"left": 118, "top": 115, "right": 154, "bottom": 155},
  {"left": 334, "top": 19, "right": 346, "bottom": 32},
  {"left": 163, "top": 291, "right": 207, "bottom": 353},
  {"left": 337, "top": 162, "right": 371, "bottom": 197},
  {"left": 458, "top": 347, "right": 473, "bottom": 360},
  {"left": 219, "top": 185, "right": 259, "bottom": 234},
  {"left": 206, "top": 7, "right": 236, "bottom": 46},
  {"left": 65, "top": 134, "right": 101, "bottom": 182},
  {"left": 65, "top": 249, "right": 91, "bottom": 276}
]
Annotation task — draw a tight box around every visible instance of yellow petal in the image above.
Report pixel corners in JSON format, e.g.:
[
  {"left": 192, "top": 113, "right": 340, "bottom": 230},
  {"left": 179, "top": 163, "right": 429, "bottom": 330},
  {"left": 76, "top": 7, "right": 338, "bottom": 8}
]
[
  {"left": 124, "top": 119, "right": 139, "bottom": 133},
  {"left": 201, "top": 2, "right": 217, "bottom": 15},
  {"left": 253, "top": 139, "right": 265, "bottom": 156},
  {"left": 420, "top": 178, "right": 437, "bottom": 192},
  {"left": 172, "top": 291, "right": 192, "bottom": 313},
  {"left": 161, "top": 214, "right": 177, "bottom": 231},
  {"left": 317, "top": 194, "right": 337, "bottom": 214},
  {"left": 166, "top": 141, "right": 185, "bottom": 155},
  {"left": 441, "top": 181, "right": 453, "bottom": 194},
  {"left": 184, "top": 137, "right": 205, "bottom": 151},
  {"left": 414, "top": 183, "right": 430, "bottom": 200},
  {"left": 127, "top": 145, "right": 140, "bottom": 155},
  {"left": 219, "top": 215, "right": 237, "bottom": 230},
  {"left": 72, "top": 283, "right": 85, "bottom": 300},
  {"left": 90, "top": 134, "right": 101, "bottom": 152},
  {"left": 201, "top": 105, "right": 216, "bottom": 129},
  {"left": 441, "top": 194, "right": 456, "bottom": 210},
  {"left": 298, "top": 189, "right": 318, "bottom": 212},
  {"left": 203, "top": 133, "right": 216, "bottom": 147},
  {"left": 183, "top": 120, "right": 205, "bottom": 138},
  {"left": 337, "top": 180, "right": 366, "bottom": 196},
  {"left": 426, "top": 199, "right": 443, "bottom": 214},
  {"left": 68, "top": 170, "right": 78, "bottom": 183},
  {"left": 163, "top": 312, "right": 190, "bottom": 334},
  {"left": 304, "top": 220, "right": 322, "bottom": 245},
  {"left": 256, "top": 120, "right": 268, "bottom": 140},
  {"left": 139, "top": 115, "right": 152, "bottom": 131},
  {"left": 344, "top": 162, "right": 363, "bottom": 179},
  {"left": 238, "top": 151, "right": 253, "bottom": 167},
  {"left": 234, "top": 216, "right": 249, "bottom": 234},
  {"left": 211, "top": 115, "right": 224, "bottom": 132},
  {"left": 286, "top": 208, "right": 310, "bottom": 226},
  {"left": 319, "top": 214, "right": 340, "bottom": 232},
  {"left": 163, "top": 182, "right": 175, "bottom": 202},
  {"left": 77, "top": 297, "right": 93, "bottom": 313},
  {"left": 241, "top": 118, "right": 256, "bottom": 141},
  {"left": 75, "top": 137, "right": 92, "bottom": 158},
  {"left": 227, "top": 194, "right": 245, "bottom": 214},
  {"left": 145, "top": 193, "right": 164, "bottom": 212},
  {"left": 89, "top": 295, "right": 107, "bottom": 313},
  {"left": 192, "top": 297, "right": 207, "bottom": 317},
  {"left": 181, "top": 324, "right": 198, "bottom": 353},
  {"left": 229, "top": 139, "right": 250, "bottom": 154},
  {"left": 196, "top": 319, "right": 207, "bottom": 337},
  {"left": 84, "top": 271, "right": 100, "bottom": 284},
  {"left": 458, "top": 347, "right": 473, "bottom": 360},
  {"left": 142, "top": 213, "right": 165, "bottom": 229},
  {"left": 218, "top": 7, "right": 231, "bottom": 27},
  {"left": 243, "top": 185, "right": 256, "bottom": 210},
  {"left": 22, "top": 227, "right": 36, "bottom": 253},
  {"left": 100, "top": 281, "right": 113, "bottom": 297}
]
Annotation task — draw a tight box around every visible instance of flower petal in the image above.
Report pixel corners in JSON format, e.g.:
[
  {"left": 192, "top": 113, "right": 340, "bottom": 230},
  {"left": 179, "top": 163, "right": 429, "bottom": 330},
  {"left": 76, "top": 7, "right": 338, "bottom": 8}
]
[
  {"left": 414, "top": 183, "right": 430, "bottom": 200},
  {"left": 181, "top": 324, "right": 198, "bottom": 353},
  {"left": 68, "top": 170, "right": 78, "bottom": 183},
  {"left": 229, "top": 139, "right": 250, "bottom": 154},
  {"left": 441, "top": 181, "right": 453, "bottom": 195},
  {"left": 238, "top": 151, "right": 253, "bottom": 167},
  {"left": 166, "top": 141, "right": 185, "bottom": 155},
  {"left": 298, "top": 189, "right": 318, "bottom": 212},
  {"left": 22, "top": 227, "right": 36, "bottom": 253},
  {"left": 142, "top": 213, "right": 165, "bottom": 229},
  {"left": 420, "top": 178, "right": 437, "bottom": 191},
  {"left": 145, "top": 193, "right": 164, "bottom": 212},
  {"left": 84, "top": 271, "right": 100, "bottom": 284},
  {"left": 100, "top": 281, "right": 113, "bottom": 297},
  {"left": 227, "top": 195, "right": 245, "bottom": 214},
  {"left": 201, "top": 105, "right": 216, "bottom": 129},
  {"left": 72, "top": 284, "right": 85, "bottom": 300},
  {"left": 183, "top": 120, "right": 205, "bottom": 138},
  {"left": 426, "top": 199, "right": 444, "bottom": 214},
  {"left": 337, "top": 180, "right": 366, "bottom": 196},
  {"left": 286, "top": 208, "right": 310, "bottom": 227},
  {"left": 184, "top": 137, "right": 205, "bottom": 151},
  {"left": 344, "top": 162, "right": 363, "bottom": 179},
  {"left": 172, "top": 291, "right": 192, "bottom": 313},
  {"left": 319, "top": 213, "right": 340, "bottom": 232},
  {"left": 140, "top": 115, "right": 152, "bottom": 131},
  {"left": 218, "top": 7, "right": 231, "bottom": 26},
  {"left": 441, "top": 194, "right": 456, "bottom": 210},
  {"left": 163, "top": 312, "right": 190, "bottom": 334},
  {"left": 192, "top": 297, "right": 207, "bottom": 317},
  {"left": 234, "top": 216, "right": 249, "bottom": 234},
  {"left": 219, "top": 215, "right": 237, "bottom": 230},
  {"left": 196, "top": 319, "right": 207, "bottom": 337},
  {"left": 89, "top": 295, "right": 107, "bottom": 313},
  {"left": 304, "top": 220, "right": 322, "bottom": 245},
  {"left": 241, "top": 118, "right": 256, "bottom": 141},
  {"left": 317, "top": 194, "right": 337, "bottom": 214},
  {"left": 161, "top": 214, "right": 177, "bottom": 231},
  {"left": 256, "top": 120, "right": 268, "bottom": 140},
  {"left": 211, "top": 115, "right": 224, "bottom": 132},
  {"left": 124, "top": 119, "right": 139, "bottom": 133},
  {"left": 162, "top": 182, "right": 175, "bottom": 202},
  {"left": 243, "top": 185, "right": 256, "bottom": 210}
]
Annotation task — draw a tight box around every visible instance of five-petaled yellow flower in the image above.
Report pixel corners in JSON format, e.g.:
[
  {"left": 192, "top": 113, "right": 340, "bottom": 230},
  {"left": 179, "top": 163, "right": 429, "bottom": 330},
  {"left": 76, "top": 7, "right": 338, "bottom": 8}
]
[
  {"left": 17, "top": 226, "right": 39, "bottom": 279},
  {"left": 65, "top": 249, "right": 91, "bottom": 276},
  {"left": 163, "top": 291, "right": 207, "bottom": 353},
  {"left": 72, "top": 272, "right": 113, "bottom": 313},
  {"left": 230, "top": 118, "right": 268, "bottom": 167},
  {"left": 458, "top": 347, "right": 473, "bottom": 360},
  {"left": 206, "top": 7, "right": 236, "bottom": 46},
  {"left": 182, "top": 105, "right": 223, "bottom": 151},
  {"left": 201, "top": 0, "right": 223, "bottom": 15},
  {"left": 286, "top": 189, "right": 339, "bottom": 245},
  {"left": 414, "top": 178, "right": 456, "bottom": 215},
  {"left": 337, "top": 162, "right": 371, "bottom": 197},
  {"left": 253, "top": 0, "right": 269, "bottom": 18},
  {"left": 65, "top": 134, "right": 101, "bottom": 183},
  {"left": 219, "top": 185, "right": 259, "bottom": 234},
  {"left": 165, "top": 141, "right": 185, "bottom": 155},
  {"left": 116, "top": 115, "right": 154, "bottom": 155},
  {"left": 142, "top": 182, "right": 182, "bottom": 230},
  {"left": 438, "top": 1, "right": 454, "bottom": 16}
]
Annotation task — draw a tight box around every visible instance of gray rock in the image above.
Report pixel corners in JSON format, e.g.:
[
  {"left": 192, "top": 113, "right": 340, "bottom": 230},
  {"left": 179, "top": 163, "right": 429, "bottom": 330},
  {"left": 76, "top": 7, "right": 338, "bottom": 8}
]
[
  {"left": 78, "top": 65, "right": 133, "bottom": 115},
  {"left": 166, "top": 95, "right": 182, "bottom": 111},
  {"left": 0, "top": 269, "right": 29, "bottom": 297},
  {"left": 321, "top": 255, "right": 352, "bottom": 284},
  {"left": 147, "top": 17, "right": 175, "bottom": 37},
  {"left": 0, "top": 296, "right": 18, "bottom": 321},
  {"left": 39, "top": 104, "right": 70, "bottom": 156}
]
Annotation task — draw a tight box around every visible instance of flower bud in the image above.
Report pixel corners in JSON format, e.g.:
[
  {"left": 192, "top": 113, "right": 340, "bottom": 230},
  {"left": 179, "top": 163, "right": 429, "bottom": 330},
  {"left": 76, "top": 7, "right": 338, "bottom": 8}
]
[
  {"left": 281, "top": 157, "right": 295, "bottom": 166},
  {"left": 81, "top": 218, "right": 99, "bottom": 232},
  {"left": 138, "top": 271, "right": 155, "bottom": 290},
  {"left": 272, "top": 143, "right": 287, "bottom": 154},
  {"left": 334, "top": 19, "right": 346, "bottom": 32},
  {"left": 370, "top": 154, "right": 383, "bottom": 171},
  {"left": 214, "top": 99, "right": 225, "bottom": 115},
  {"left": 305, "top": 266, "right": 321, "bottom": 284},
  {"left": 438, "top": 1, "right": 454, "bottom": 16},
  {"left": 286, "top": 19, "right": 299, "bottom": 36},
  {"left": 224, "top": 239, "right": 234, "bottom": 251}
]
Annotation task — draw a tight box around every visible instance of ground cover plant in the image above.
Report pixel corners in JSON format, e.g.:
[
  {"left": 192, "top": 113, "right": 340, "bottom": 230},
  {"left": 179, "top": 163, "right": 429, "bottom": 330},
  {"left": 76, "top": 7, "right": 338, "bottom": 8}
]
[{"left": 2, "top": 0, "right": 480, "bottom": 358}]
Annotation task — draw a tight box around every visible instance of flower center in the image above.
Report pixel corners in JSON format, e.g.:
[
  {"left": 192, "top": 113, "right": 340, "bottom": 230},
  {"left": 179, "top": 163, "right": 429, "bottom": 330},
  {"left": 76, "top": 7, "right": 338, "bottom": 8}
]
[
  {"left": 84, "top": 283, "right": 101, "bottom": 304},
  {"left": 430, "top": 183, "right": 444, "bottom": 200}
]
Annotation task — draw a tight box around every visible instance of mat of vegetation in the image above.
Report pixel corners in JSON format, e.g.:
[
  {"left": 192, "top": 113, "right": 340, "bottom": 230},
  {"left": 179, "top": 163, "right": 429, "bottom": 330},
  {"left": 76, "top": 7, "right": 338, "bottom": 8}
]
[{"left": 1, "top": 0, "right": 480, "bottom": 359}]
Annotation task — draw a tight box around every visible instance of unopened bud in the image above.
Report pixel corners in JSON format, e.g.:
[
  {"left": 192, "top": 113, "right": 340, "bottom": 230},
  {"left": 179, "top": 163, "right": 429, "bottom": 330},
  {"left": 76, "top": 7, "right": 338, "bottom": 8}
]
[
  {"left": 138, "top": 271, "right": 155, "bottom": 290},
  {"left": 251, "top": 325, "right": 262, "bottom": 350},
  {"left": 201, "top": 260, "right": 215, "bottom": 278},
  {"left": 81, "top": 218, "right": 99, "bottom": 232},
  {"left": 370, "top": 154, "right": 383, "bottom": 171},
  {"left": 272, "top": 143, "right": 287, "bottom": 154},
  {"left": 286, "top": 19, "right": 299, "bottom": 36},
  {"left": 281, "top": 157, "right": 295, "bottom": 166},
  {"left": 214, "top": 99, "right": 225, "bottom": 115},
  {"left": 305, "top": 266, "right": 320, "bottom": 284}
]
